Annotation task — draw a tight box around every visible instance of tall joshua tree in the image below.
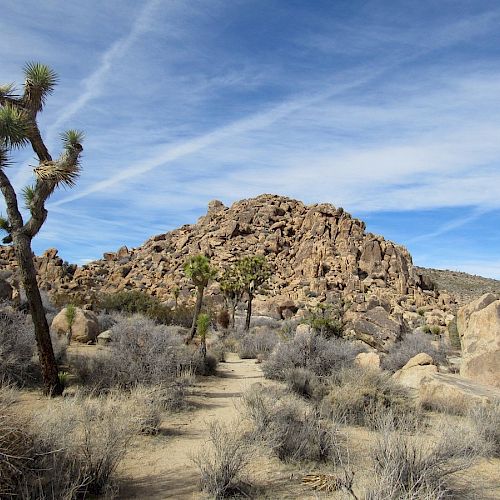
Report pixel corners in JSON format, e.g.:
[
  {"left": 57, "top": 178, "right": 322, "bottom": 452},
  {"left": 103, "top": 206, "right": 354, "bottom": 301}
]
[
  {"left": 0, "top": 63, "right": 84, "bottom": 395},
  {"left": 236, "top": 255, "right": 271, "bottom": 331},
  {"left": 184, "top": 254, "right": 217, "bottom": 342},
  {"left": 219, "top": 264, "right": 244, "bottom": 329}
]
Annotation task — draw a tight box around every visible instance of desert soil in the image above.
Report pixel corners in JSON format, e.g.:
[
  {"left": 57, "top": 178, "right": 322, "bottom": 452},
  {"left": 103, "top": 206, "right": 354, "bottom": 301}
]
[{"left": 118, "top": 353, "right": 268, "bottom": 499}]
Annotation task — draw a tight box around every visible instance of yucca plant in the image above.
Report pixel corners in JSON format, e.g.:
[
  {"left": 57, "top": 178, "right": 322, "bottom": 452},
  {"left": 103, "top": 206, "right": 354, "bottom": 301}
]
[
  {"left": 184, "top": 255, "right": 217, "bottom": 342},
  {"left": 0, "top": 63, "right": 84, "bottom": 395}
]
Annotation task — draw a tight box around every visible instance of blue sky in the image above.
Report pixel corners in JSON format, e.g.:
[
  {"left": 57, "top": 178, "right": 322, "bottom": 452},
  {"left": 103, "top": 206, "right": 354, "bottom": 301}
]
[{"left": 1, "top": 0, "right": 500, "bottom": 278}]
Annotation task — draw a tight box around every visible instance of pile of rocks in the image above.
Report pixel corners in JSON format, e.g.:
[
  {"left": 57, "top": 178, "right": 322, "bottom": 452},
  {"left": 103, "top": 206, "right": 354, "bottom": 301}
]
[{"left": 0, "top": 194, "right": 456, "bottom": 350}]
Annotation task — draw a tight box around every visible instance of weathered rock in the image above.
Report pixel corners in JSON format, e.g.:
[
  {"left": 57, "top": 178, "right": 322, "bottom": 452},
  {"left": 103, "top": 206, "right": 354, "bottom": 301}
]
[
  {"left": 97, "top": 329, "right": 112, "bottom": 345},
  {"left": 51, "top": 307, "right": 99, "bottom": 343},
  {"left": 348, "top": 306, "right": 404, "bottom": 351},
  {"left": 295, "top": 323, "right": 313, "bottom": 337},
  {"left": 457, "top": 295, "right": 500, "bottom": 388},
  {"left": 419, "top": 373, "right": 500, "bottom": 412},
  {"left": 354, "top": 352, "right": 380, "bottom": 370},
  {"left": 0, "top": 195, "right": 442, "bottom": 327},
  {"left": 393, "top": 353, "right": 438, "bottom": 389}
]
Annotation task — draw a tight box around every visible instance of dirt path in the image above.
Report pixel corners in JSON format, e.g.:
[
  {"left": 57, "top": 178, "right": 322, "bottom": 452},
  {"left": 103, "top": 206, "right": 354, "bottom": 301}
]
[{"left": 119, "top": 353, "right": 265, "bottom": 499}]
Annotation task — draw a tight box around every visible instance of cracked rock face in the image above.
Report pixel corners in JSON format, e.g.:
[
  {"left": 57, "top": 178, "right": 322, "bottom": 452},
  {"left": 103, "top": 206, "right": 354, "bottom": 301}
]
[{"left": 1, "top": 194, "right": 450, "bottom": 349}]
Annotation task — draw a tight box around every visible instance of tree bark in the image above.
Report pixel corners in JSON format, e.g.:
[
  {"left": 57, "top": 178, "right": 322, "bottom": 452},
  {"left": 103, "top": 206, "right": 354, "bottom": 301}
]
[
  {"left": 245, "top": 293, "right": 253, "bottom": 331},
  {"left": 13, "top": 231, "right": 63, "bottom": 395},
  {"left": 188, "top": 285, "right": 204, "bottom": 342}
]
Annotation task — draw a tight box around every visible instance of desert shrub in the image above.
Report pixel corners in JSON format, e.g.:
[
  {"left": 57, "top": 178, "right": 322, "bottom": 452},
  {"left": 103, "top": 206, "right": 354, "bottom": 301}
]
[
  {"left": 468, "top": 400, "right": 500, "bottom": 457},
  {"left": 448, "top": 316, "right": 461, "bottom": 350},
  {"left": 263, "top": 333, "right": 364, "bottom": 380},
  {"left": 367, "top": 413, "right": 487, "bottom": 499},
  {"left": 0, "top": 306, "right": 38, "bottom": 385},
  {"left": 249, "top": 315, "right": 281, "bottom": 329},
  {"left": 1, "top": 389, "right": 136, "bottom": 498},
  {"left": 193, "top": 420, "right": 253, "bottom": 498},
  {"left": 99, "top": 290, "right": 172, "bottom": 323},
  {"left": 324, "top": 366, "right": 419, "bottom": 428},
  {"left": 304, "top": 303, "right": 343, "bottom": 338},
  {"left": 238, "top": 328, "right": 279, "bottom": 359},
  {"left": 210, "top": 339, "right": 227, "bottom": 362},
  {"left": 382, "top": 331, "right": 448, "bottom": 372},
  {"left": 242, "top": 385, "right": 344, "bottom": 463},
  {"left": 69, "top": 315, "right": 212, "bottom": 391},
  {"left": 129, "top": 385, "right": 164, "bottom": 434},
  {"left": 217, "top": 308, "right": 230, "bottom": 329},
  {"left": 97, "top": 310, "right": 118, "bottom": 331},
  {"left": 284, "top": 367, "right": 326, "bottom": 400}
]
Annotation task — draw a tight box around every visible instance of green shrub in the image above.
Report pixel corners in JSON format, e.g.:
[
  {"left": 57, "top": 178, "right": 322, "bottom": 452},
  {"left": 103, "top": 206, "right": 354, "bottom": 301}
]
[
  {"left": 448, "top": 316, "right": 461, "bottom": 350},
  {"left": 324, "top": 367, "right": 419, "bottom": 428},
  {"left": 304, "top": 303, "right": 343, "bottom": 338}
]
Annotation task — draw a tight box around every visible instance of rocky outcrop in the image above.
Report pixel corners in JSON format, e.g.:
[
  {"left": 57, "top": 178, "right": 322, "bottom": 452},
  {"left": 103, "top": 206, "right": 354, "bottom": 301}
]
[
  {"left": 457, "top": 294, "right": 500, "bottom": 388},
  {"left": 393, "top": 353, "right": 438, "bottom": 389},
  {"left": 1, "top": 195, "right": 450, "bottom": 348},
  {"left": 51, "top": 307, "right": 99, "bottom": 343},
  {"left": 419, "top": 373, "right": 500, "bottom": 412}
]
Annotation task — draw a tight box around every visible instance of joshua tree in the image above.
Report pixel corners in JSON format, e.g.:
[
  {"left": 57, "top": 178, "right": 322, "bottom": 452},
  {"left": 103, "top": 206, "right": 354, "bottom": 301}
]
[
  {"left": 196, "top": 312, "right": 210, "bottom": 360},
  {"left": 219, "top": 265, "right": 244, "bottom": 329},
  {"left": 172, "top": 285, "right": 180, "bottom": 308},
  {"left": 0, "top": 63, "right": 84, "bottom": 395},
  {"left": 236, "top": 255, "right": 271, "bottom": 331},
  {"left": 184, "top": 254, "right": 217, "bottom": 342}
]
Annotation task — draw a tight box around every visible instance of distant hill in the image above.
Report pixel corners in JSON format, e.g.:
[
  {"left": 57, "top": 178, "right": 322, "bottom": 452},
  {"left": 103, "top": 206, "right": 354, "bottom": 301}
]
[{"left": 415, "top": 267, "right": 500, "bottom": 304}]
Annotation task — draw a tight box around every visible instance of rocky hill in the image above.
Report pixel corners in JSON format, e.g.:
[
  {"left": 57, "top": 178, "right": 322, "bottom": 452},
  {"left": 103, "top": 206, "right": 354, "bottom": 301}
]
[
  {"left": 415, "top": 267, "right": 500, "bottom": 305},
  {"left": 1, "top": 194, "right": 458, "bottom": 350}
]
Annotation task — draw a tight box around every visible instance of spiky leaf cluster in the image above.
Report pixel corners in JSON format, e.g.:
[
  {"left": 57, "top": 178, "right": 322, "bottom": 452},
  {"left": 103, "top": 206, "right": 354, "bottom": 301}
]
[
  {"left": 235, "top": 255, "right": 272, "bottom": 295},
  {"left": 23, "top": 62, "right": 58, "bottom": 111},
  {"left": 0, "top": 104, "right": 29, "bottom": 149},
  {"left": 184, "top": 254, "right": 217, "bottom": 288},
  {"left": 220, "top": 265, "right": 245, "bottom": 301}
]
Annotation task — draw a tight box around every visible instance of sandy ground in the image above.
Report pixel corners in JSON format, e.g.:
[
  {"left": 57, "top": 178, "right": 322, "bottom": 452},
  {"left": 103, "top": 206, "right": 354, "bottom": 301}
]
[{"left": 118, "top": 353, "right": 268, "bottom": 499}]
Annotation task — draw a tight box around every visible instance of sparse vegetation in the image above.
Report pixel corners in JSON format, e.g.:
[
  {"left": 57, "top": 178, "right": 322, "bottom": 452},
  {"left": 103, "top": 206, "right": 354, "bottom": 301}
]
[
  {"left": 367, "top": 412, "right": 487, "bottom": 499},
  {"left": 324, "top": 366, "right": 419, "bottom": 428},
  {"left": 238, "top": 327, "right": 279, "bottom": 359},
  {"left": 381, "top": 331, "right": 448, "bottom": 372},
  {"left": 0, "top": 386, "right": 137, "bottom": 497},
  {"left": 193, "top": 420, "right": 253, "bottom": 498},
  {"left": 263, "top": 332, "right": 364, "bottom": 380},
  {"left": 304, "top": 302, "right": 343, "bottom": 338},
  {"left": 242, "top": 384, "right": 345, "bottom": 463}
]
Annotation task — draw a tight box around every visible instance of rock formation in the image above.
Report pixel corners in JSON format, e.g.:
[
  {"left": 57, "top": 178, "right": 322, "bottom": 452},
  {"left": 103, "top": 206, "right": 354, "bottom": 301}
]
[
  {"left": 457, "top": 293, "right": 500, "bottom": 388},
  {"left": 1, "top": 194, "right": 454, "bottom": 349}
]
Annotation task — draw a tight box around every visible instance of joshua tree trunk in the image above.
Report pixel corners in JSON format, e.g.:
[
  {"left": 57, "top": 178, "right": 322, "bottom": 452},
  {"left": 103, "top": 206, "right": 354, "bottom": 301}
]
[
  {"left": 13, "top": 232, "right": 63, "bottom": 395},
  {"left": 230, "top": 301, "right": 236, "bottom": 329},
  {"left": 188, "top": 285, "right": 204, "bottom": 342},
  {"left": 245, "top": 293, "right": 253, "bottom": 332}
]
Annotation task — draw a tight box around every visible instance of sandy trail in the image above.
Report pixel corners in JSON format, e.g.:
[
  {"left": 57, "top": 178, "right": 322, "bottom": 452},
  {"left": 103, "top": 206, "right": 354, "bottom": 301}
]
[{"left": 119, "top": 353, "right": 264, "bottom": 499}]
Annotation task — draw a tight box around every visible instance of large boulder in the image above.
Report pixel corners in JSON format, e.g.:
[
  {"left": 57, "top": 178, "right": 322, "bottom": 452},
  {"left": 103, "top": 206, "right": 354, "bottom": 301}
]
[
  {"left": 419, "top": 373, "right": 500, "bottom": 413},
  {"left": 457, "top": 295, "right": 500, "bottom": 388},
  {"left": 392, "top": 353, "right": 438, "bottom": 389},
  {"left": 347, "top": 306, "right": 404, "bottom": 352},
  {"left": 51, "top": 307, "right": 99, "bottom": 343}
]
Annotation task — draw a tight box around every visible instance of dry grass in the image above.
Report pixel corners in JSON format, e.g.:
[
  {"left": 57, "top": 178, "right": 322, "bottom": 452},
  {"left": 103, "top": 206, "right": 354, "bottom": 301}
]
[
  {"left": 242, "top": 384, "right": 345, "bottom": 463},
  {"left": 323, "top": 366, "right": 420, "bottom": 429},
  {"left": 192, "top": 420, "right": 253, "bottom": 498},
  {"left": 366, "top": 412, "right": 488, "bottom": 499},
  {"left": 0, "top": 385, "right": 139, "bottom": 498}
]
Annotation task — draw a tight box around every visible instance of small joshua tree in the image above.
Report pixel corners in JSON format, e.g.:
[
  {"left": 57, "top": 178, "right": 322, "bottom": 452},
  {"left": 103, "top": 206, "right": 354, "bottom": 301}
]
[
  {"left": 236, "top": 255, "right": 271, "bottom": 331},
  {"left": 219, "top": 265, "right": 244, "bottom": 329},
  {"left": 0, "top": 63, "right": 84, "bottom": 395},
  {"left": 184, "top": 254, "right": 217, "bottom": 342},
  {"left": 197, "top": 312, "right": 210, "bottom": 360},
  {"left": 65, "top": 303, "right": 76, "bottom": 343},
  {"left": 172, "top": 285, "right": 180, "bottom": 308}
]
